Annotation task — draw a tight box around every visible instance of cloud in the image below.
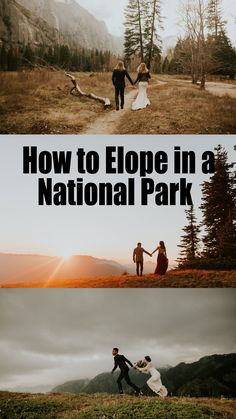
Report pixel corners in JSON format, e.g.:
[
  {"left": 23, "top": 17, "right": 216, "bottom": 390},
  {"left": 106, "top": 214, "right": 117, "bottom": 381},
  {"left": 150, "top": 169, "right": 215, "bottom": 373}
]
[{"left": 0, "top": 289, "right": 235, "bottom": 389}]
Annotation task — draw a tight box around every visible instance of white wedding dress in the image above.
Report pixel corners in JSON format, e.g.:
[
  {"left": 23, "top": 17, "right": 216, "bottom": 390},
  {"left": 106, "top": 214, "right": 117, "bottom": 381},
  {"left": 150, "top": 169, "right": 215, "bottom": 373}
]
[
  {"left": 137, "top": 362, "right": 168, "bottom": 397},
  {"left": 132, "top": 82, "right": 150, "bottom": 110}
]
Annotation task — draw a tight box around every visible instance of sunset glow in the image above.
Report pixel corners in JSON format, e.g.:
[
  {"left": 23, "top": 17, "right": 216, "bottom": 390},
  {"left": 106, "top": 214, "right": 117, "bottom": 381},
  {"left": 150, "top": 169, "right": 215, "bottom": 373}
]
[{"left": 61, "top": 251, "right": 73, "bottom": 261}]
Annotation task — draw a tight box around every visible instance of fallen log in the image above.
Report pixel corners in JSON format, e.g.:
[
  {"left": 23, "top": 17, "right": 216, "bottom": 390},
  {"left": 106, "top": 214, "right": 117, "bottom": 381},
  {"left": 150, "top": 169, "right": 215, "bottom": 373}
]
[{"left": 66, "top": 73, "right": 111, "bottom": 109}]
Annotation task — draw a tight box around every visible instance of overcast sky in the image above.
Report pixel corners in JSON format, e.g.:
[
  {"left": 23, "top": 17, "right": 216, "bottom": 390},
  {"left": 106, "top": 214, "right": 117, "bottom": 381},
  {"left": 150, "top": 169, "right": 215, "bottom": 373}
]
[
  {"left": 0, "top": 289, "right": 235, "bottom": 390},
  {"left": 75, "top": 0, "right": 236, "bottom": 45},
  {"left": 0, "top": 136, "right": 235, "bottom": 264}
]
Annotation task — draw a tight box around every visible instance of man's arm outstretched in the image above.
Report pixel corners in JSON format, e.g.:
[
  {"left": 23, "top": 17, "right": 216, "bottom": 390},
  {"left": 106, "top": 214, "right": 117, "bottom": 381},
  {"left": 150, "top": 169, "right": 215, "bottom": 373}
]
[
  {"left": 124, "top": 356, "right": 133, "bottom": 368},
  {"left": 143, "top": 249, "right": 152, "bottom": 257}
]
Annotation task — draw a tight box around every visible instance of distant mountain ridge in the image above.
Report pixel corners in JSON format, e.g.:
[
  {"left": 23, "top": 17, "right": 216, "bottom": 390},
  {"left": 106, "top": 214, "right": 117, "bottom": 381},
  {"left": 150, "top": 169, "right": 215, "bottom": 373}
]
[
  {"left": 0, "top": 253, "right": 125, "bottom": 285},
  {"left": 52, "top": 379, "right": 89, "bottom": 393},
  {"left": 51, "top": 354, "right": 236, "bottom": 398},
  {"left": 0, "top": 0, "right": 122, "bottom": 52}
]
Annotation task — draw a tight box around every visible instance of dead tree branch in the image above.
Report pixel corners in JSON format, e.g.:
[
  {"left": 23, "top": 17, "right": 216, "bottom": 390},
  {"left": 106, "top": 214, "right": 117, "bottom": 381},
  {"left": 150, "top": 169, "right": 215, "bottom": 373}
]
[{"left": 66, "top": 73, "right": 111, "bottom": 109}]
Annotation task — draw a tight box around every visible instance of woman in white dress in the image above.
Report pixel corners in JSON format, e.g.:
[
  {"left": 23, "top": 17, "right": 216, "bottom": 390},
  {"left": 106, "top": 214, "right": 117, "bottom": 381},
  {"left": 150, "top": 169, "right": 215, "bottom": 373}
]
[
  {"left": 132, "top": 63, "right": 151, "bottom": 111},
  {"left": 135, "top": 356, "right": 168, "bottom": 398}
]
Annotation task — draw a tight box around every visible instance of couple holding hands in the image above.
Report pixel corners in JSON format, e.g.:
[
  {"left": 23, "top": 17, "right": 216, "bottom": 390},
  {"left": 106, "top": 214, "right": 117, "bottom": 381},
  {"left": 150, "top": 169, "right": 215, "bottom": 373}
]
[
  {"left": 112, "top": 347, "right": 168, "bottom": 398},
  {"left": 112, "top": 61, "right": 151, "bottom": 111},
  {"left": 133, "top": 241, "right": 168, "bottom": 277}
]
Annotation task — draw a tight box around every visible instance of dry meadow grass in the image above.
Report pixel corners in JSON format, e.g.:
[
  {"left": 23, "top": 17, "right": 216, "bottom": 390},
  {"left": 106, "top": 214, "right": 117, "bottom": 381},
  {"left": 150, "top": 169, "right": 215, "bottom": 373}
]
[
  {"left": 0, "top": 71, "right": 123, "bottom": 134},
  {"left": 0, "top": 70, "right": 236, "bottom": 134},
  {"left": 116, "top": 76, "right": 236, "bottom": 134}
]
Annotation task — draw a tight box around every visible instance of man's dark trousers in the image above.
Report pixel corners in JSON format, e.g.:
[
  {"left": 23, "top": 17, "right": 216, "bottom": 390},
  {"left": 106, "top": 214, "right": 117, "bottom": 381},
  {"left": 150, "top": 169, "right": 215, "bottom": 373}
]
[
  {"left": 115, "top": 86, "right": 125, "bottom": 109},
  {"left": 117, "top": 369, "right": 140, "bottom": 393},
  {"left": 136, "top": 261, "right": 143, "bottom": 276}
]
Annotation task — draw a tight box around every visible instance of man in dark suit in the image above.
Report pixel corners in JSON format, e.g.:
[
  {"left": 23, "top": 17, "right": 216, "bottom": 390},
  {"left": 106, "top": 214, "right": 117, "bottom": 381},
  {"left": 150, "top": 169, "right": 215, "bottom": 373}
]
[
  {"left": 133, "top": 242, "right": 152, "bottom": 276},
  {"left": 111, "top": 347, "right": 141, "bottom": 395},
  {"left": 112, "top": 61, "right": 133, "bottom": 110}
]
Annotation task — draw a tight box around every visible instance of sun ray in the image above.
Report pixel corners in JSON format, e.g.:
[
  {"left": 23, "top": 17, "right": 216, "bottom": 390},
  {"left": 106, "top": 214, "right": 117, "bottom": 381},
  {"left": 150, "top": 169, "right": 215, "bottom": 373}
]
[{"left": 43, "top": 257, "right": 67, "bottom": 288}]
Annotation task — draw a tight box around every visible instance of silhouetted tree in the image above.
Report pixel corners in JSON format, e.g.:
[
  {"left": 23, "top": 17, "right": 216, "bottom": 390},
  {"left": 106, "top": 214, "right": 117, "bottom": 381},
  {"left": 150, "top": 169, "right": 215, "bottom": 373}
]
[
  {"left": 178, "top": 206, "right": 201, "bottom": 265},
  {"left": 200, "top": 145, "right": 236, "bottom": 259}
]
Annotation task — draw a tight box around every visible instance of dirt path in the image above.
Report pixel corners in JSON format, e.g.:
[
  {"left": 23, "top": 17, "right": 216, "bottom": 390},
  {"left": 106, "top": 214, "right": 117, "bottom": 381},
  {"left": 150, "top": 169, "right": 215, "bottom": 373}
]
[
  {"left": 205, "top": 81, "right": 236, "bottom": 98},
  {"left": 171, "top": 78, "right": 236, "bottom": 98},
  {"left": 84, "top": 89, "right": 137, "bottom": 134},
  {"left": 84, "top": 81, "right": 167, "bottom": 135}
]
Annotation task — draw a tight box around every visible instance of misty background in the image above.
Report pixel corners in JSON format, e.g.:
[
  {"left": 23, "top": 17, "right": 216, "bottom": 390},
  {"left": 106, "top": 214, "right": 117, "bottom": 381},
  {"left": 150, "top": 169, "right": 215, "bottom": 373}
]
[
  {"left": 0, "top": 289, "right": 235, "bottom": 391},
  {"left": 75, "top": 0, "right": 236, "bottom": 45}
]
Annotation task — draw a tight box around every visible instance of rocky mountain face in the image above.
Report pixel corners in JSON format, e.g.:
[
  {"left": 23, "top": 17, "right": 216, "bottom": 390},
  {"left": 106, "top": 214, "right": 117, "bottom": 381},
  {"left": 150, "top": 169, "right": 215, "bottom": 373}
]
[
  {"left": 0, "top": 0, "right": 122, "bottom": 52},
  {"left": 0, "top": 0, "right": 62, "bottom": 47}
]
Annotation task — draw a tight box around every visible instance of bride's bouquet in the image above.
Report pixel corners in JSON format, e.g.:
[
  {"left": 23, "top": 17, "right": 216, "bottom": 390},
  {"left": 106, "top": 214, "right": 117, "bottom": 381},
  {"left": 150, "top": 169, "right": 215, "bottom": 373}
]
[{"left": 134, "top": 360, "right": 146, "bottom": 369}]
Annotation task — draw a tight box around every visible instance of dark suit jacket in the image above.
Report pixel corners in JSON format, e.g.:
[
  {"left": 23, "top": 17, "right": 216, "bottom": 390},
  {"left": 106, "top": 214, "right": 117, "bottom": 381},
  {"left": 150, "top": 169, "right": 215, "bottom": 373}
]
[
  {"left": 112, "top": 354, "right": 133, "bottom": 372},
  {"left": 112, "top": 69, "right": 133, "bottom": 88}
]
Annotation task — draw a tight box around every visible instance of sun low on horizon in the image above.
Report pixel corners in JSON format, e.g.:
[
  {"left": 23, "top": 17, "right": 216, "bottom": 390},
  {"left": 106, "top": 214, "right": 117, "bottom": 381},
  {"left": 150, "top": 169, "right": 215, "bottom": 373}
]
[{"left": 60, "top": 250, "right": 74, "bottom": 261}]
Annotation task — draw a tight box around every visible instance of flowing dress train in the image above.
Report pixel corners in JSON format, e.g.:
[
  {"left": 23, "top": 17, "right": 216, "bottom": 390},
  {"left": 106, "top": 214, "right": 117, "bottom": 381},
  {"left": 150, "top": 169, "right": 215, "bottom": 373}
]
[
  {"left": 132, "top": 82, "right": 150, "bottom": 110},
  {"left": 137, "top": 362, "right": 168, "bottom": 397}
]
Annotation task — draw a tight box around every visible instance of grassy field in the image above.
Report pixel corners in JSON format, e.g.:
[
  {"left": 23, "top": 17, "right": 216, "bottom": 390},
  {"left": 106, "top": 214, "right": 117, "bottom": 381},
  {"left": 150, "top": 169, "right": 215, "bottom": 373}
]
[
  {"left": 1, "top": 269, "right": 236, "bottom": 288},
  {"left": 0, "top": 392, "right": 235, "bottom": 418},
  {"left": 116, "top": 76, "right": 236, "bottom": 134},
  {"left": 0, "top": 70, "right": 236, "bottom": 134},
  {"left": 0, "top": 71, "right": 127, "bottom": 135}
]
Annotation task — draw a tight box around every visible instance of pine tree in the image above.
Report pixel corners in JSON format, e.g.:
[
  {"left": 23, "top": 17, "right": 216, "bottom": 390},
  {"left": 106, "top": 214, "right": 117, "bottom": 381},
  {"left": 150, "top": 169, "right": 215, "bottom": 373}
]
[
  {"left": 207, "top": 0, "right": 226, "bottom": 39},
  {"left": 143, "top": 0, "right": 163, "bottom": 68},
  {"left": 168, "top": 37, "right": 193, "bottom": 76},
  {"left": 210, "top": 30, "right": 236, "bottom": 79},
  {"left": 200, "top": 145, "right": 236, "bottom": 259},
  {"left": 59, "top": 45, "right": 71, "bottom": 68},
  {"left": 124, "top": 0, "right": 145, "bottom": 63},
  {"left": 162, "top": 56, "right": 170, "bottom": 73},
  {"left": 7, "top": 46, "right": 18, "bottom": 71},
  {"left": 177, "top": 206, "right": 200, "bottom": 265},
  {"left": 23, "top": 44, "right": 35, "bottom": 67},
  {"left": 0, "top": 45, "right": 8, "bottom": 70},
  {"left": 45, "top": 46, "right": 54, "bottom": 65}
]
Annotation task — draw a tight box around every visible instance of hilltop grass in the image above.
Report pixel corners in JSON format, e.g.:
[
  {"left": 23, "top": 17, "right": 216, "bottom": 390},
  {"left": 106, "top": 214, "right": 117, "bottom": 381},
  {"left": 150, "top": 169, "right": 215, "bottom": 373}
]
[
  {"left": 1, "top": 269, "right": 236, "bottom": 288},
  {"left": 0, "top": 393, "right": 235, "bottom": 419},
  {"left": 0, "top": 71, "right": 235, "bottom": 134}
]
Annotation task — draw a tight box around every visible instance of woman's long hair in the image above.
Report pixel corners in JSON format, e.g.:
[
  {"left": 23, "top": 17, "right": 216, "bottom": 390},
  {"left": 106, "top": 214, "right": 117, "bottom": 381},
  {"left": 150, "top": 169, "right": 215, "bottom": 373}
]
[
  {"left": 115, "top": 61, "right": 125, "bottom": 71},
  {"left": 137, "top": 62, "right": 149, "bottom": 74},
  {"left": 159, "top": 241, "right": 166, "bottom": 250}
]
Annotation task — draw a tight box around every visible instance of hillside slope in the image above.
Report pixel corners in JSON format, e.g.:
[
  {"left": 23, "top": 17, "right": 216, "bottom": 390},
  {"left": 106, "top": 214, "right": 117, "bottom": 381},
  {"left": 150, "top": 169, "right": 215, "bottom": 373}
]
[
  {"left": 51, "top": 354, "right": 236, "bottom": 398},
  {"left": 2, "top": 269, "right": 235, "bottom": 288},
  {"left": 0, "top": 393, "right": 235, "bottom": 418}
]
